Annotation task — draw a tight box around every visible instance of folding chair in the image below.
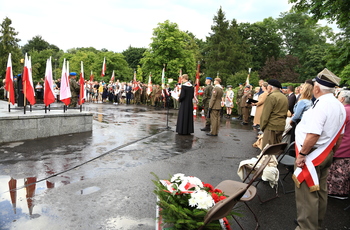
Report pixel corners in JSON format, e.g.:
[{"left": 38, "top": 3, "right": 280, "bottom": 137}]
[
  {"left": 199, "top": 186, "right": 247, "bottom": 230},
  {"left": 214, "top": 143, "right": 287, "bottom": 230},
  {"left": 277, "top": 141, "right": 296, "bottom": 194}
]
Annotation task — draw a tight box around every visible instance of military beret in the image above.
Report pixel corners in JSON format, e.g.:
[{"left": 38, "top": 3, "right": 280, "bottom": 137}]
[
  {"left": 267, "top": 79, "right": 282, "bottom": 89},
  {"left": 69, "top": 72, "right": 77, "bottom": 76},
  {"left": 206, "top": 77, "right": 213, "bottom": 81}
]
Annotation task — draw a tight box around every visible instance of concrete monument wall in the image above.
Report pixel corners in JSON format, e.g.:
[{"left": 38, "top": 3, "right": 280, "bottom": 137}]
[{"left": 0, "top": 112, "right": 93, "bottom": 143}]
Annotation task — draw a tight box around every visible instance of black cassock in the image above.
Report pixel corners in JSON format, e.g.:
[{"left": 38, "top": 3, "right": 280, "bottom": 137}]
[{"left": 176, "top": 84, "right": 194, "bottom": 135}]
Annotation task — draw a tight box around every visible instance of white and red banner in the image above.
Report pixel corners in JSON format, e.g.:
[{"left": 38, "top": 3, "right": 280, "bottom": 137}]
[
  {"left": 90, "top": 70, "right": 94, "bottom": 82},
  {"left": 59, "top": 59, "right": 71, "bottom": 105},
  {"left": 43, "top": 57, "right": 55, "bottom": 106},
  {"left": 22, "top": 53, "right": 36, "bottom": 105},
  {"left": 110, "top": 70, "right": 115, "bottom": 82},
  {"left": 178, "top": 69, "right": 182, "bottom": 84},
  {"left": 161, "top": 67, "right": 165, "bottom": 89},
  {"left": 101, "top": 57, "right": 106, "bottom": 76},
  {"left": 147, "top": 73, "right": 152, "bottom": 96},
  {"left": 245, "top": 68, "right": 251, "bottom": 86},
  {"left": 293, "top": 121, "right": 346, "bottom": 192},
  {"left": 132, "top": 70, "right": 140, "bottom": 91},
  {"left": 79, "top": 61, "right": 85, "bottom": 105},
  {"left": 195, "top": 62, "right": 200, "bottom": 97},
  {"left": 5, "top": 53, "right": 15, "bottom": 105}
]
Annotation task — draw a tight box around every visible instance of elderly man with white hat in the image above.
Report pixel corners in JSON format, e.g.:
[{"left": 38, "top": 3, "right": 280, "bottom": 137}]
[{"left": 293, "top": 68, "right": 346, "bottom": 230}]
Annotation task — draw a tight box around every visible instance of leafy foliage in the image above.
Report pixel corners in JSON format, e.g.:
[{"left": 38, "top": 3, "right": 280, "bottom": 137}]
[
  {"left": 204, "top": 7, "right": 251, "bottom": 85},
  {"left": 0, "top": 17, "right": 22, "bottom": 78},
  {"left": 239, "top": 17, "right": 282, "bottom": 72},
  {"left": 289, "top": 0, "right": 350, "bottom": 35},
  {"left": 122, "top": 46, "right": 147, "bottom": 70},
  {"left": 22, "top": 35, "right": 59, "bottom": 53},
  {"left": 259, "top": 55, "right": 300, "bottom": 82},
  {"left": 141, "top": 20, "right": 197, "bottom": 84}
]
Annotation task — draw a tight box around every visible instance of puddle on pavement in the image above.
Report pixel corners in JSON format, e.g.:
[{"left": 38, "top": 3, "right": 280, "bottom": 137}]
[
  {"left": 0, "top": 175, "right": 53, "bottom": 229},
  {"left": 0, "top": 104, "right": 259, "bottom": 229},
  {"left": 75, "top": 186, "right": 100, "bottom": 195}
]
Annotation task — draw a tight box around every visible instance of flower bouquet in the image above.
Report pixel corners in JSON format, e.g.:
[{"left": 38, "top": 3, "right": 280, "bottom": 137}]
[{"left": 152, "top": 173, "right": 238, "bottom": 230}]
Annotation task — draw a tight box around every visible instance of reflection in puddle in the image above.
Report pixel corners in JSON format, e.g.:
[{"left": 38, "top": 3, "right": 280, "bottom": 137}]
[{"left": 0, "top": 176, "right": 54, "bottom": 229}]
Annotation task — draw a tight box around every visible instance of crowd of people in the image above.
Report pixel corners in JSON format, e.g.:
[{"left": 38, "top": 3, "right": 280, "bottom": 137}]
[
  {"left": 2, "top": 68, "right": 349, "bottom": 230},
  {"left": 174, "top": 70, "right": 349, "bottom": 230}
]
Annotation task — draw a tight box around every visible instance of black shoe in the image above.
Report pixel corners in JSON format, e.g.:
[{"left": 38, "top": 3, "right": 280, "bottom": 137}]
[
  {"left": 200, "top": 127, "right": 210, "bottom": 131},
  {"left": 241, "top": 122, "right": 248, "bottom": 125},
  {"left": 206, "top": 133, "right": 217, "bottom": 136}
]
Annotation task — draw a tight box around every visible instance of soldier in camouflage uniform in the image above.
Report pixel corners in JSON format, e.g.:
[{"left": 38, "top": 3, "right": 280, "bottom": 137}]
[
  {"left": 200, "top": 77, "right": 213, "bottom": 131},
  {"left": 69, "top": 72, "right": 80, "bottom": 107}
]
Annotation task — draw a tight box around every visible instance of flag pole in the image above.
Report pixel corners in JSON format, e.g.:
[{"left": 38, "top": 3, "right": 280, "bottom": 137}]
[{"left": 8, "top": 87, "right": 11, "bottom": 112}]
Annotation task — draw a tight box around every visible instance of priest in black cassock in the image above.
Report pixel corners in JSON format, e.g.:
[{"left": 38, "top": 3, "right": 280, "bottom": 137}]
[{"left": 176, "top": 74, "right": 194, "bottom": 135}]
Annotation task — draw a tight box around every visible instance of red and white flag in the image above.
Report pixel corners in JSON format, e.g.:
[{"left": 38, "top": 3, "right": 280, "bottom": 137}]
[
  {"left": 59, "top": 59, "right": 71, "bottom": 105},
  {"left": 178, "top": 69, "right": 182, "bottom": 84},
  {"left": 161, "top": 67, "right": 165, "bottom": 89},
  {"left": 195, "top": 62, "right": 200, "bottom": 96},
  {"left": 22, "top": 53, "right": 36, "bottom": 105},
  {"left": 245, "top": 68, "right": 251, "bottom": 86},
  {"left": 90, "top": 70, "right": 94, "bottom": 82},
  {"left": 43, "top": 57, "right": 56, "bottom": 106},
  {"left": 101, "top": 57, "right": 106, "bottom": 76},
  {"left": 132, "top": 70, "right": 140, "bottom": 91},
  {"left": 66, "top": 61, "right": 70, "bottom": 76},
  {"left": 147, "top": 73, "right": 152, "bottom": 95},
  {"left": 110, "top": 70, "right": 115, "bottom": 82},
  {"left": 79, "top": 61, "right": 85, "bottom": 105},
  {"left": 5, "top": 53, "right": 15, "bottom": 105}
]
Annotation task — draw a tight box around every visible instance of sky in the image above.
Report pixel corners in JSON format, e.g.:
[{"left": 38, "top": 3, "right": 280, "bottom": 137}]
[{"left": 0, "top": 0, "right": 335, "bottom": 53}]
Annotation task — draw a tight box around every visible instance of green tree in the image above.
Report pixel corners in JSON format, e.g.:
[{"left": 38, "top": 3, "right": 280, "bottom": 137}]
[
  {"left": 122, "top": 46, "right": 146, "bottom": 70},
  {"left": 277, "top": 12, "right": 333, "bottom": 80},
  {"left": 29, "top": 49, "right": 60, "bottom": 83},
  {"left": 226, "top": 70, "right": 259, "bottom": 89},
  {"left": 60, "top": 51, "right": 132, "bottom": 83},
  {"left": 301, "top": 44, "right": 329, "bottom": 80},
  {"left": 0, "top": 17, "right": 22, "bottom": 78},
  {"left": 289, "top": 0, "right": 350, "bottom": 35},
  {"left": 323, "top": 37, "right": 350, "bottom": 79},
  {"left": 239, "top": 17, "right": 282, "bottom": 71},
  {"left": 22, "top": 35, "right": 59, "bottom": 53},
  {"left": 140, "top": 20, "right": 197, "bottom": 84},
  {"left": 339, "top": 64, "right": 350, "bottom": 86},
  {"left": 204, "top": 7, "right": 251, "bottom": 85}
]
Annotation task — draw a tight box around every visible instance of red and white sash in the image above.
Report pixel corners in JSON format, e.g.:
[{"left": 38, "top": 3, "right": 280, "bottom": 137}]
[{"left": 293, "top": 121, "right": 346, "bottom": 192}]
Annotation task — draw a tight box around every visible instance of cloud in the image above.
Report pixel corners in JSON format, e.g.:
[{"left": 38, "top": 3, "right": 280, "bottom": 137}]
[{"left": 0, "top": 0, "right": 294, "bottom": 52}]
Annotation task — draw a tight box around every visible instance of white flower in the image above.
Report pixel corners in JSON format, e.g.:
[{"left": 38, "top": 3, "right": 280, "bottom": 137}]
[
  {"left": 187, "top": 176, "right": 203, "bottom": 188},
  {"left": 189, "top": 190, "right": 215, "bottom": 210},
  {"left": 188, "top": 197, "right": 197, "bottom": 207},
  {"left": 171, "top": 173, "right": 186, "bottom": 183}
]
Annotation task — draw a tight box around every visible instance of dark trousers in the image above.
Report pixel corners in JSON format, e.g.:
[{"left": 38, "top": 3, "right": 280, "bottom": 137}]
[{"left": 126, "top": 93, "right": 131, "bottom": 104}]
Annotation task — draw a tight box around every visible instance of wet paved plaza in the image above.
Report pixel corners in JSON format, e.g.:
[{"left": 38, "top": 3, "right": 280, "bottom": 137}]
[{"left": 0, "top": 101, "right": 349, "bottom": 230}]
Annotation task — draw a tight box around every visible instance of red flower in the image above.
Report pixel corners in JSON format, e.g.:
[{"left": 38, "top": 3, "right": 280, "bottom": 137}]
[
  {"left": 203, "top": 183, "right": 214, "bottom": 192},
  {"left": 219, "top": 196, "right": 227, "bottom": 201},
  {"left": 214, "top": 188, "right": 223, "bottom": 193},
  {"left": 211, "top": 193, "right": 220, "bottom": 203}
]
